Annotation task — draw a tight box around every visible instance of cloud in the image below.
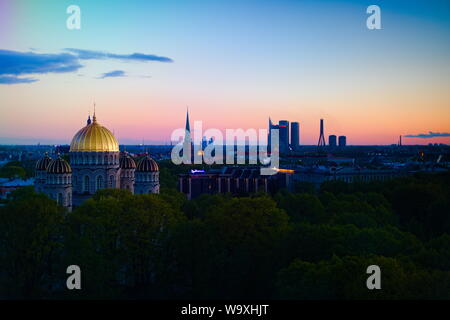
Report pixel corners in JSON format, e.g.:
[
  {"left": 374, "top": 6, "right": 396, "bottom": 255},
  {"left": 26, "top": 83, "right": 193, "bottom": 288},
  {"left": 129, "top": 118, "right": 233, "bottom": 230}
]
[
  {"left": 404, "top": 132, "right": 450, "bottom": 138},
  {"left": 65, "top": 48, "right": 174, "bottom": 63},
  {"left": 98, "top": 70, "right": 126, "bottom": 79},
  {"left": 0, "top": 48, "right": 173, "bottom": 85},
  {"left": 0, "top": 49, "right": 83, "bottom": 76},
  {"left": 0, "top": 76, "right": 38, "bottom": 84}
]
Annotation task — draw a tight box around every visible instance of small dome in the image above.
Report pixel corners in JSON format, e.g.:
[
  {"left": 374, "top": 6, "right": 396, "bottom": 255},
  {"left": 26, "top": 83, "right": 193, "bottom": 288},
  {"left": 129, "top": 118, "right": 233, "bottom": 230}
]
[
  {"left": 70, "top": 115, "right": 119, "bottom": 152},
  {"left": 136, "top": 156, "right": 159, "bottom": 172},
  {"left": 47, "top": 156, "right": 72, "bottom": 174},
  {"left": 120, "top": 154, "right": 136, "bottom": 169},
  {"left": 36, "top": 154, "right": 52, "bottom": 171}
]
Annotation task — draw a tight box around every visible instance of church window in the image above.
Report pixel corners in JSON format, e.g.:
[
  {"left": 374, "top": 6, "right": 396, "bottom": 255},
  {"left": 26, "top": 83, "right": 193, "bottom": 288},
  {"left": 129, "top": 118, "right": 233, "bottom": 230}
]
[
  {"left": 96, "top": 175, "right": 104, "bottom": 191},
  {"left": 83, "top": 176, "right": 90, "bottom": 193},
  {"left": 109, "top": 175, "right": 115, "bottom": 188}
]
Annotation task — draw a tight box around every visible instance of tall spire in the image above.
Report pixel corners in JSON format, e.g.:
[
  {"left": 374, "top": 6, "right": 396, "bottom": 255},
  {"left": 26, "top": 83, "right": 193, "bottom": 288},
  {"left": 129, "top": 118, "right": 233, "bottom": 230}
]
[
  {"left": 93, "top": 102, "right": 97, "bottom": 123},
  {"left": 185, "top": 106, "right": 190, "bottom": 133}
]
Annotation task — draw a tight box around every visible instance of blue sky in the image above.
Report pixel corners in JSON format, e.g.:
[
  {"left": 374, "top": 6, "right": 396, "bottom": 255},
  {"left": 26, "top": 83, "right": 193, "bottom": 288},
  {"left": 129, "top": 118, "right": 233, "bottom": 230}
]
[{"left": 0, "top": 0, "right": 449, "bottom": 145}]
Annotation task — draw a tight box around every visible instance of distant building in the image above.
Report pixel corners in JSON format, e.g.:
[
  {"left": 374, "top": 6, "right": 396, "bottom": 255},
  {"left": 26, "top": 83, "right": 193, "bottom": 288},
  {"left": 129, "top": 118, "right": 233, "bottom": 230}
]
[
  {"left": 338, "top": 136, "right": 347, "bottom": 147},
  {"left": 295, "top": 167, "right": 403, "bottom": 189},
  {"left": 0, "top": 178, "right": 34, "bottom": 199},
  {"left": 178, "top": 166, "right": 294, "bottom": 199},
  {"left": 291, "top": 122, "right": 300, "bottom": 151},
  {"left": 279, "top": 120, "right": 290, "bottom": 154},
  {"left": 268, "top": 118, "right": 279, "bottom": 152},
  {"left": 329, "top": 135, "right": 337, "bottom": 147}
]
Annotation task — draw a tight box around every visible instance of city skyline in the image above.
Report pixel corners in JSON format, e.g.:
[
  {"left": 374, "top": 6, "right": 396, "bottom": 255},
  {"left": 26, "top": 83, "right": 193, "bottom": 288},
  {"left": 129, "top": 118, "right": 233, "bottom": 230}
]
[{"left": 1, "top": 0, "right": 450, "bottom": 145}]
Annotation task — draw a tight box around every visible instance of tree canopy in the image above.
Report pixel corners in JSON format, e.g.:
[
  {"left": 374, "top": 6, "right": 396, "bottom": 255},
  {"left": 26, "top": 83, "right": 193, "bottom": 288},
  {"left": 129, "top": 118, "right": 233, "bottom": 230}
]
[{"left": 0, "top": 172, "right": 449, "bottom": 299}]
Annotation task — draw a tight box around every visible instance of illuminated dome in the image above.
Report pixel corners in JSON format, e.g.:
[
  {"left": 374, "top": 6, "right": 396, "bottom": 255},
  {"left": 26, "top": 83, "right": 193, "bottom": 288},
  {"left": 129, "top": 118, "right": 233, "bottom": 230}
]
[
  {"left": 136, "top": 156, "right": 159, "bottom": 172},
  {"left": 47, "top": 156, "right": 72, "bottom": 174},
  {"left": 120, "top": 154, "right": 136, "bottom": 169},
  {"left": 36, "top": 154, "right": 52, "bottom": 171},
  {"left": 70, "top": 115, "right": 119, "bottom": 152}
]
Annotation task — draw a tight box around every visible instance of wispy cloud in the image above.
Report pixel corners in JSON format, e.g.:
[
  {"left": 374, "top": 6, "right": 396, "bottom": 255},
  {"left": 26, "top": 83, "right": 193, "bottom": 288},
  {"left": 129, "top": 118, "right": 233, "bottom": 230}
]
[
  {"left": 98, "top": 70, "right": 126, "bottom": 79},
  {"left": 65, "top": 48, "right": 174, "bottom": 63},
  {"left": 404, "top": 132, "right": 450, "bottom": 138},
  {"left": 0, "top": 50, "right": 82, "bottom": 75},
  {"left": 0, "top": 48, "right": 173, "bottom": 84},
  {"left": 0, "top": 76, "right": 38, "bottom": 84}
]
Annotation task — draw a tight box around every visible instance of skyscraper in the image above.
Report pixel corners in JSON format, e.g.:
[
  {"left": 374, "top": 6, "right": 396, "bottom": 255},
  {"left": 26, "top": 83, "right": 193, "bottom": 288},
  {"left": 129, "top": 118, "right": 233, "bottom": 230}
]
[
  {"left": 329, "top": 135, "right": 337, "bottom": 147},
  {"left": 338, "top": 136, "right": 347, "bottom": 147},
  {"left": 291, "top": 122, "right": 300, "bottom": 151},
  {"left": 268, "top": 117, "right": 279, "bottom": 152},
  {"left": 279, "top": 120, "right": 290, "bottom": 154}
]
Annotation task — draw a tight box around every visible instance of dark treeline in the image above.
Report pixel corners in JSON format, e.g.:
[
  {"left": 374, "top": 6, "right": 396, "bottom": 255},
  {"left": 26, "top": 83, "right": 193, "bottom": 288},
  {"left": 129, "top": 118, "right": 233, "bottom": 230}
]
[{"left": 0, "top": 172, "right": 449, "bottom": 299}]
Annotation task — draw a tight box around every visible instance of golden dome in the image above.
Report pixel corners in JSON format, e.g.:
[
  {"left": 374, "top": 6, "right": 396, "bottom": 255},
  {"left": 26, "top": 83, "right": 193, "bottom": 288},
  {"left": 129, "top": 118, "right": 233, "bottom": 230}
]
[
  {"left": 136, "top": 155, "right": 159, "bottom": 172},
  {"left": 70, "top": 115, "right": 119, "bottom": 152},
  {"left": 36, "top": 154, "right": 52, "bottom": 171},
  {"left": 47, "top": 156, "right": 72, "bottom": 174}
]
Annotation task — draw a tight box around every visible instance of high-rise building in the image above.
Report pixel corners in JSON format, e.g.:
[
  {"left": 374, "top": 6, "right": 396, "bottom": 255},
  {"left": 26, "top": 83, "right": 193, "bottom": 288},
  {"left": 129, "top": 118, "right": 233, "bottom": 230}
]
[
  {"left": 291, "top": 122, "right": 300, "bottom": 151},
  {"left": 338, "top": 136, "right": 347, "bottom": 147},
  {"left": 329, "top": 135, "right": 337, "bottom": 147},
  {"left": 268, "top": 117, "right": 279, "bottom": 154},
  {"left": 279, "top": 120, "right": 289, "bottom": 153}
]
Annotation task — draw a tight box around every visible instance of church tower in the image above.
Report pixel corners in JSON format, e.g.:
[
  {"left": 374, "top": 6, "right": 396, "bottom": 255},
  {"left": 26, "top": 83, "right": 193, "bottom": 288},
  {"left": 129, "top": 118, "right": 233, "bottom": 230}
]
[
  {"left": 35, "top": 153, "right": 52, "bottom": 193},
  {"left": 119, "top": 152, "right": 136, "bottom": 193},
  {"left": 44, "top": 155, "right": 72, "bottom": 211},
  {"left": 183, "top": 107, "right": 193, "bottom": 163},
  {"left": 69, "top": 111, "right": 120, "bottom": 206},
  {"left": 135, "top": 155, "right": 160, "bottom": 194}
]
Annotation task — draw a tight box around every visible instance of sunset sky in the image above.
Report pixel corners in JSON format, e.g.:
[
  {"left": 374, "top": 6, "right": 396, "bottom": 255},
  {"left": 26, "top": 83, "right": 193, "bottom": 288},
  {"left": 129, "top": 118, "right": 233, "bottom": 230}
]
[{"left": 0, "top": 0, "right": 449, "bottom": 145}]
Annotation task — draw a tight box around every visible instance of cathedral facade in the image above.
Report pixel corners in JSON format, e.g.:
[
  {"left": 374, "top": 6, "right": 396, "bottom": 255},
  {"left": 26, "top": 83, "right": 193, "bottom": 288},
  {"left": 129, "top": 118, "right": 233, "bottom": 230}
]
[{"left": 35, "top": 114, "right": 160, "bottom": 210}]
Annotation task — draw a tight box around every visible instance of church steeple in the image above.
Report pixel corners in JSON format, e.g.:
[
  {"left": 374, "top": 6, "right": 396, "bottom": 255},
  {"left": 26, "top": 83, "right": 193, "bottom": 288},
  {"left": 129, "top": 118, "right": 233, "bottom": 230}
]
[{"left": 185, "top": 107, "right": 190, "bottom": 133}]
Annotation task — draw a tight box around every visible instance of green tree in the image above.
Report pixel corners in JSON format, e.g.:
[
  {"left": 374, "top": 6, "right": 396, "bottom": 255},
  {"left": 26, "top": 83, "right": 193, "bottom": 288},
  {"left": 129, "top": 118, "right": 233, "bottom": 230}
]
[
  {"left": 0, "top": 165, "right": 26, "bottom": 180},
  {"left": 0, "top": 188, "right": 65, "bottom": 298},
  {"left": 63, "top": 189, "right": 185, "bottom": 299},
  {"left": 275, "top": 192, "right": 326, "bottom": 224}
]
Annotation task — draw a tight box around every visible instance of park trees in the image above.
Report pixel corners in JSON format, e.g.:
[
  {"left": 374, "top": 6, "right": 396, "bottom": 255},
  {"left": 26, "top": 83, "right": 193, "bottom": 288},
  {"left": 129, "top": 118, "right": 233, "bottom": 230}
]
[{"left": 0, "top": 187, "right": 65, "bottom": 298}]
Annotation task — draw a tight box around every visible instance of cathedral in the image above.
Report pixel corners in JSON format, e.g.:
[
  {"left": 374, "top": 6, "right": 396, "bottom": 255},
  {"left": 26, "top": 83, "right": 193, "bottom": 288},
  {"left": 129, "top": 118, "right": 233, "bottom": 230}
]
[{"left": 35, "top": 113, "right": 160, "bottom": 211}]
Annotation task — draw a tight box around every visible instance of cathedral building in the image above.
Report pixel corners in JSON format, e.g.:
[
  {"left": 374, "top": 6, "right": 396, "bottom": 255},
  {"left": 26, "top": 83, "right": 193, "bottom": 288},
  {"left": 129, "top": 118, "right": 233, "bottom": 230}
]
[{"left": 35, "top": 113, "right": 160, "bottom": 210}]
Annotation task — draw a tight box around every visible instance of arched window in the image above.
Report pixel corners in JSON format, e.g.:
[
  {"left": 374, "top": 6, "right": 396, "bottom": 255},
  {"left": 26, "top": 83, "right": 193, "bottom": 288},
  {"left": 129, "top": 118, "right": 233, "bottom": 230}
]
[
  {"left": 109, "top": 175, "right": 115, "bottom": 188},
  {"left": 96, "top": 175, "right": 104, "bottom": 191},
  {"left": 83, "top": 176, "right": 90, "bottom": 193}
]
